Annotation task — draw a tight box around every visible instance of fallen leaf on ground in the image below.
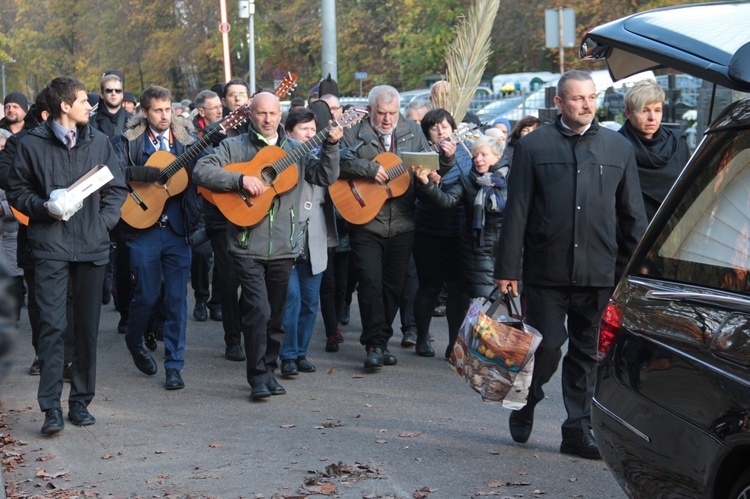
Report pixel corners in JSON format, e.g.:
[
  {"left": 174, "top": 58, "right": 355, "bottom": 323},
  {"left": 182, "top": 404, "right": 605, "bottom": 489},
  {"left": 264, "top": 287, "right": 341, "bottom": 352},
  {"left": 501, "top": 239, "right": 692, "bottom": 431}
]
[
  {"left": 280, "top": 424, "right": 296, "bottom": 429},
  {"left": 209, "top": 443, "right": 221, "bottom": 448},
  {"left": 399, "top": 431, "right": 422, "bottom": 438},
  {"left": 320, "top": 456, "right": 331, "bottom": 461},
  {"left": 327, "top": 367, "right": 336, "bottom": 374},
  {"left": 488, "top": 482, "right": 503, "bottom": 488},
  {"left": 532, "top": 490, "right": 546, "bottom": 495},
  {"left": 375, "top": 439, "right": 387, "bottom": 444},
  {"left": 489, "top": 450, "right": 501, "bottom": 455},
  {"left": 101, "top": 454, "right": 114, "bottom": 460},
  {"left": 352, "top": 374, "right": 364, "bottom": 378},
  {"left": 518, "top": 471, "right": 528, "bottom": 475},
  {"left": 155, "top": 450, "right": 167, "bottom": 454}
]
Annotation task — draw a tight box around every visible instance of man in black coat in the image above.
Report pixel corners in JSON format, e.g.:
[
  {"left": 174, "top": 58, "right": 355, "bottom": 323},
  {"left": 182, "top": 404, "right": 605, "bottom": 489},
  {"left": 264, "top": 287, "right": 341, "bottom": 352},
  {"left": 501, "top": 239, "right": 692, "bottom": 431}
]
[
  {"left": 494, "top": 70, "right": 647, "bottom": 460},
  {"left": 7, "top": 76, "right": 127, "bottom": 435}
]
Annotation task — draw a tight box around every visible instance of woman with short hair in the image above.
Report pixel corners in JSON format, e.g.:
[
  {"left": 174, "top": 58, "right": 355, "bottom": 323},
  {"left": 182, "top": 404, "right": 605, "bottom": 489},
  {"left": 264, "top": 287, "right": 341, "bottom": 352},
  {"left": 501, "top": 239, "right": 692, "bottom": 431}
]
[{"left": 619, "top": 79, "right": 690, "bottom": 221}]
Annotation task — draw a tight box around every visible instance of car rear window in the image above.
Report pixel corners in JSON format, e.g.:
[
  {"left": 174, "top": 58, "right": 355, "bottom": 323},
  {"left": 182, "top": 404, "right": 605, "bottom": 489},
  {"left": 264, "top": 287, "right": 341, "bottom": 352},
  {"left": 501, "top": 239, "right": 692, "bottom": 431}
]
[{"left": 640, "top": 127, "right": 750, "bottom": 293}]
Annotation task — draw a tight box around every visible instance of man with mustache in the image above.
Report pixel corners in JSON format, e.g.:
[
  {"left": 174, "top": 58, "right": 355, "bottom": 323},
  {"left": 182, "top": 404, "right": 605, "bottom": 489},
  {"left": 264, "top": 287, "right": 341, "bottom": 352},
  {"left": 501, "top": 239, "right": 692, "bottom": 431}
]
[{"left": 493, "top": 70, "right": 647, "bottom": 460}]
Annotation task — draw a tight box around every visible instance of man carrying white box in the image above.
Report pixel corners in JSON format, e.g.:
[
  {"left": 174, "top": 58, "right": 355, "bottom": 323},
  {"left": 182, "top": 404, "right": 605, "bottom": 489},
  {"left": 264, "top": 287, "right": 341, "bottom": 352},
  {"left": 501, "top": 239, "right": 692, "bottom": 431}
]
[{"left": 7, "top": 76, "right": 127, "bottom": 435}]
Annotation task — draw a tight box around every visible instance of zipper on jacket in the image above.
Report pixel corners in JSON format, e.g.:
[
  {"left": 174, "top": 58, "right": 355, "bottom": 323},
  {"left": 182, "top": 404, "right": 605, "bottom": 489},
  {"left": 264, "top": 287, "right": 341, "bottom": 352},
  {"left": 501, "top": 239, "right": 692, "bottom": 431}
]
[
  {"left": 268, "top": 201, "right": 277, "bottom": 255},
  {"left": 240, "top": 227, "right": 250, "bottom": 249},
  {"left": 289, "top": 206, "right": 295, "bottom": 248},
  {"left": 599, "top": 164, "right": 603, "bottom": 194}
]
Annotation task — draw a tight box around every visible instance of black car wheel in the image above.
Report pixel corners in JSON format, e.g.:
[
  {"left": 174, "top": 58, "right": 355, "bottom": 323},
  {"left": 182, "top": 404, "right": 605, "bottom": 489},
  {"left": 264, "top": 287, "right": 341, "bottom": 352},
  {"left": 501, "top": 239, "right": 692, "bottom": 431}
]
[{"left": 729, "top": 469, "right": 750, "bottom": 499}]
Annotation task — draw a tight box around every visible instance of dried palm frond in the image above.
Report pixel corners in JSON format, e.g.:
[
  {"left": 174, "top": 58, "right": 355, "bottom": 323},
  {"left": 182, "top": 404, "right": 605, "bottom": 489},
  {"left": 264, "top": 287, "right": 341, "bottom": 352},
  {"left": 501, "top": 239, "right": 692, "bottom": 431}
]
[{"left": 436, "top": 0, "right": 500, "bottom": 124}]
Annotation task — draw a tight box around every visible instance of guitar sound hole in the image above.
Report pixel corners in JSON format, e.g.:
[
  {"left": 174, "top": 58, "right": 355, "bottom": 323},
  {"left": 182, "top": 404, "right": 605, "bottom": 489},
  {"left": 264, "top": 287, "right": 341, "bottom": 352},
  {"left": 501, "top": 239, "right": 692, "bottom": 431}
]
[{"left": 261, "top": 167, "right": 276, "bottom": 184}]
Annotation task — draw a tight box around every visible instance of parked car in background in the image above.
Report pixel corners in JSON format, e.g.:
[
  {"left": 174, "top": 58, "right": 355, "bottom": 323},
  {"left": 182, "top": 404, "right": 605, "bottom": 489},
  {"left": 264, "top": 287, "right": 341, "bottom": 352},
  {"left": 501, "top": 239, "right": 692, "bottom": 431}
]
[
  {"left": 475, "top": 95, "right": 524, "bottom": 124},
  {"left": 580, "top": 2, "right": 750, "bottom": 498},
  {"left": 399, "top": 86, "right": 494, "bottom": 115}
]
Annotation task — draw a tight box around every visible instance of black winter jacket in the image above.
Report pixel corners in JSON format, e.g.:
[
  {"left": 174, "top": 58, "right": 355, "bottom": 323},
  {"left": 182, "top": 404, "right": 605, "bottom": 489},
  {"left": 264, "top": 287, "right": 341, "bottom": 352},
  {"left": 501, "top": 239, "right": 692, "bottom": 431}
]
[
  {"left": 7, "top": 120, "right": 127, "bottom": 264},
  {"left": 338, "top": 116, "right": 430, "bottom": 237},
  {"left": 494, "top": 117, "right": 647, "bottom": 287},
  {"left": 418, "top": 162, "right": 507, "bottom": 297}
]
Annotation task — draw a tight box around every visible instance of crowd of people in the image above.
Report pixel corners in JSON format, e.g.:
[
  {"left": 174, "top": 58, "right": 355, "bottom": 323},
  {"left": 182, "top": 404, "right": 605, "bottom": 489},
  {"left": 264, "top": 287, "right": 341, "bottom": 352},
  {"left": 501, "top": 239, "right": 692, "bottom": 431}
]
[{"left": 0, "top": 70, "right": 689, "bottom": 462}]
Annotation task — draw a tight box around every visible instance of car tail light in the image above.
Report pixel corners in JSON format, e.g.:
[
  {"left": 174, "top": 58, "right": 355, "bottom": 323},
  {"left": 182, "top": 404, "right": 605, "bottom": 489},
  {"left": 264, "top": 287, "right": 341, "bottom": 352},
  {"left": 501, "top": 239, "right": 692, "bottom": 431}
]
[{"left": 597, "top": 301, "right": 622, "bottom": 364}]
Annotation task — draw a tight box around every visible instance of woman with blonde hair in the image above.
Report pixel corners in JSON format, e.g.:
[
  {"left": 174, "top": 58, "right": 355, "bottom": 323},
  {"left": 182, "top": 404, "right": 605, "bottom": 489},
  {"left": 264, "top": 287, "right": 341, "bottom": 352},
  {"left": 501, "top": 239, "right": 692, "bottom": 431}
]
[{"left": 619, "top": 79, "right": 689, "bottom": 221}]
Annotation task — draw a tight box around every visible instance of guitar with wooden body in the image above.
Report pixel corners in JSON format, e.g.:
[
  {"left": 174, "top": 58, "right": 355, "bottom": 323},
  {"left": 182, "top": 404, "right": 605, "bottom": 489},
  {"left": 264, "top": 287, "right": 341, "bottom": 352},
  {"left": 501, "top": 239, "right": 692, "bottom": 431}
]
[
  {"left": 120, "top": 104, "right": 251, "bottom": 229},
  {"left": 211, "top": 106, "right": 368, "bottom": 227},
  {"left": 328, "top": 123, "right": 479, "bottom": 225},
  {"left": 198, "top": 71, "right": 298, "bottom": 206}
]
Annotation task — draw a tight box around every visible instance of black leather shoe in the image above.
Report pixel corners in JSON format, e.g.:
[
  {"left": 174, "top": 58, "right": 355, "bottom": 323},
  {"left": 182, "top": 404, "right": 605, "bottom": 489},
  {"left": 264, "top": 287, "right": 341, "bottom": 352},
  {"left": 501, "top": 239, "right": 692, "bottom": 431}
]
[
  {"left": 225, "top": 345, "right": 246, "bottom": 361},
  {"left": 415, "top": 340, "right": 435, "bottom": 357},
  {"left": 295, "top": 357, "right": 316, "bottom": 373},
  {"left": 382, "top": 349, "right": 397, "bottom": 366},
  {"left": 193, "top": 301, "right": 208, "bottom": 321},
  {"left": 250, "top": 382, "right": 271, "bottom": 400},
  {"left": 210, "top": 307, "right": 223, "bottom": 321},
  {"left": 364, "top": 347, "right": 384, "bottom": 369},
  {"left": 165, "top": 369, "right": 185, "bottom": 390},
  {"left": 41, "top": 408, "right": 64, "bottom": 435},
  {"left": 280, "top": 359, "right": 299, "bottom": 377},
  {"left": 325, "top": 336, "right": 339, "bottom": 352},
  {"left": 560, "top": 431, "right": 602, "bottom": 460},
  {"left": 509, "top": 404, "right": 535, "bottom": 443},
  {"left": 400, "top": 330, "right": 417, "bottom": 347},
  {"left": 68, "top": 402, "right": 96, "bottom": 426},
  {"left": 130, "top": 348, "right": 157, "bottom": 375},
  {"left": 266, "top": 377, "right": 286, "bottom": 395},
  {"left": 144, "top": 330, "right": 157, "bottom": 351}
]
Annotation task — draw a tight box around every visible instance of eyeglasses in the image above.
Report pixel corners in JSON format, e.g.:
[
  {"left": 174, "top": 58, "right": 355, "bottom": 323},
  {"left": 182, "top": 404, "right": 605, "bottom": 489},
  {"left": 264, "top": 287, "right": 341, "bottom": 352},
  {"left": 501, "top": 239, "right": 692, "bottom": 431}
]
[
  {"left": 226, "top": 92, "right": 248, "bottom": 99},
  {"left": 104, "top": 88, "right": 123, "bottom": 94},
  {"left": 330, "top": 106, "right": 342, "bottom": 111}
]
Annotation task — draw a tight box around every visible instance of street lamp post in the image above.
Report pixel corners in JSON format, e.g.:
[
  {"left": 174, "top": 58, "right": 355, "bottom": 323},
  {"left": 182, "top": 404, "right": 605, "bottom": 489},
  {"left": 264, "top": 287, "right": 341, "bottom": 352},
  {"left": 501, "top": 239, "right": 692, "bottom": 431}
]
[
  {"left": 2, "top": 59, "right": 16, "bottom": 102},
  {"left": 238, "top": 0, "right": 255, "bottom": 94}
]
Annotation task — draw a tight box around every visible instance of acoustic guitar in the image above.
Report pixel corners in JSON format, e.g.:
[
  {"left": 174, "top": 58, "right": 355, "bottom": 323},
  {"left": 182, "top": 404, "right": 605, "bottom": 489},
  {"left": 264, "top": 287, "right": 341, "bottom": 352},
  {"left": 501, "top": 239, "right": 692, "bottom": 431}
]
[
  {"left": 198, "top": 71, "right": 298, "bottom": 206},
  {"left": 120, "top": 104, "right": 251, "bottom": 229},
  {"left": 328, "top": 123, "right": 479, "bottom": 225},
  {"left": 211, "top": 106, "right": 368, "bottom": 227}
]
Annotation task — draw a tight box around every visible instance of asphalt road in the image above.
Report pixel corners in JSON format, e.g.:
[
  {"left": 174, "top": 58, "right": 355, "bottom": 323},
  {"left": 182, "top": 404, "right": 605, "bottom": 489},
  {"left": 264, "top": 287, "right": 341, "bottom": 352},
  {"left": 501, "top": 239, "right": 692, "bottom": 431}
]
[{"left": 0, "top": 291, "right": 626, "bottom": 498}]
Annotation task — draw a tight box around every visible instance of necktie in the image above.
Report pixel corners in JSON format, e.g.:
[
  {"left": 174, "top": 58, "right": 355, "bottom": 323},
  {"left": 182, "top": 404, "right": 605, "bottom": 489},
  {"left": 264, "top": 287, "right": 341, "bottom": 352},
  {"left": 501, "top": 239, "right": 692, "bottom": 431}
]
[
  {"left": 65, "top": 130, "right": 75, "bottom": 150},
  {"left": 159, "top": 135, "right": 169, "bottom": 151}
]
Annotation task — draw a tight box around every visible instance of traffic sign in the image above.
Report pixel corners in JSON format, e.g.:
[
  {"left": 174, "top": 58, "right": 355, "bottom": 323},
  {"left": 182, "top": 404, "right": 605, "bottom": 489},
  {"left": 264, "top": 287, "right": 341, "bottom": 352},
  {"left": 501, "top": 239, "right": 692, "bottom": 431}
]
[
  {"left": 219, "top": 22, "right": 231, "bottom": 34},
  {"left": 354, "top": 72, "right": 368, "bottom": 80}
]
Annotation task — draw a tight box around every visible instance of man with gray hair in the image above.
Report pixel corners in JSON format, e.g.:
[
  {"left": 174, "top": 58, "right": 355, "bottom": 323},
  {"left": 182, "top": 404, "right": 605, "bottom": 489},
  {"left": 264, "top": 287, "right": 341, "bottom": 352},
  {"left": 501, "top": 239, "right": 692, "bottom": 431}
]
[
  {"left": 493, "top": 70, "right": 646, "bottom": 459},
  {"left": 338, "top": 84, "right": 430, "bottom": 370}
]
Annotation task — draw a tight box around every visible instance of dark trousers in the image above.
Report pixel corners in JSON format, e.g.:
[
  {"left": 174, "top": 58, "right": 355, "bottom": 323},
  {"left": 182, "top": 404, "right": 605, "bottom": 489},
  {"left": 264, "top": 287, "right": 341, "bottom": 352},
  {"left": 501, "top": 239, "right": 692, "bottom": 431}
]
[
  {"left": 209, "top": 229, "right": 242, "bottom": 347},
  {"left": 113, "top": 239, "right": 132, "bottom": 326},
  {"left": 25, "top": 268, "right": 75, "bottom": 362},
  {"left": 319, "top": 248, "right": 351, "bottom": 336},
  {"left": 349, "top": 229, "right": 414, "bottom": 349},
  {"left": 232, "top": 256, "right": 293, "bottom": 385},
  {"left": 125, "top": 225, "right": 190, "bottom": 371},
  {"left": 524, "top": 285, "right": 611, "bottom": 437},
  {"left": 399, "top": 255, "right": 418, "bottom": 334},
  {"left": 191, "top": 248, "right": 221, "bottom": 310},
  {"left": 35, "top": 259, "right": 104, "bottom": 411}
]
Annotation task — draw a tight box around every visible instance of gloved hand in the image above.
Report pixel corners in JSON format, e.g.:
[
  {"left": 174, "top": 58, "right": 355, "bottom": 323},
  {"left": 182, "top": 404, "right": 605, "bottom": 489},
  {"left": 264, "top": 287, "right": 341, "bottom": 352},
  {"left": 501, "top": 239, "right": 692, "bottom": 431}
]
[
  {"left": 46, "top": 188, "right": 83, "bottom": 221},
  {"left": 204, "top": 122, "right": 226, "bottom": 147},
  {"left": 126, "top": 165, "right": 162, "bottom": 183}
]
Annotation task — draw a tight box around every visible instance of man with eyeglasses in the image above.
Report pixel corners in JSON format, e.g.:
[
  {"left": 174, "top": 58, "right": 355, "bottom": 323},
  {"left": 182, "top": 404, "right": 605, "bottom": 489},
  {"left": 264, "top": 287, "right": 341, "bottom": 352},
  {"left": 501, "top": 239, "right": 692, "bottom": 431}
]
[
  {"left": 222, "top": 78, "right": 251, "bottom": 137},
  {"left": 92, "top": 71, "right": 132, "bottom": 139},
  {"left": 189, "top": 90, "right": 224, "bottom": 328}
]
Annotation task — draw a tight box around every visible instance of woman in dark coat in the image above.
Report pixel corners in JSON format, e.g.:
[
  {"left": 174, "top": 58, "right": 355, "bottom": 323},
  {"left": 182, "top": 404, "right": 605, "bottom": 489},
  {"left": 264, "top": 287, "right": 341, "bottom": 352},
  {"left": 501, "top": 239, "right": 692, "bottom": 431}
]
[
  {"left": 619, "top": 79, "right": 690, "bottom": 221},
  {"left": 415, "top": 135, "right": 507, "bottom": 299}
]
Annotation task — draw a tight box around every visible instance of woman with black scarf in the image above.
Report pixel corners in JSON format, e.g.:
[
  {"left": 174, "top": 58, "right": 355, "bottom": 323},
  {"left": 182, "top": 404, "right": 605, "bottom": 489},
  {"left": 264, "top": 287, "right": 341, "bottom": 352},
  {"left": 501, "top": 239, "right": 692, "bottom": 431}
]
[
  {"left": 619, "top": 79, "right": 690, "bottom": 221},
  {"left": 414, "top": 135, "right": 507, "bottom": 300}
]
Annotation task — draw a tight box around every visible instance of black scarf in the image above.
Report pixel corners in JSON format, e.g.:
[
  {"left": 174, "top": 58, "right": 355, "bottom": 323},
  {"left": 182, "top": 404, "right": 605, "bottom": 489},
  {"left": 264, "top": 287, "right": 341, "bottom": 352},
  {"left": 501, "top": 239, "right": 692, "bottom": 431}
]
[{"left": 619, "top": 119, "right": 689, "bottom": 208}]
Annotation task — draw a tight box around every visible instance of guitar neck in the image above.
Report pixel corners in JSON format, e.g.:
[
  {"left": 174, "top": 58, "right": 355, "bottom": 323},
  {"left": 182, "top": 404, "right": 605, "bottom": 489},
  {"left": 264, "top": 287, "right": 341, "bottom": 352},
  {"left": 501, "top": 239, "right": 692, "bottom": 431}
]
[
  {"left": 266, "top": 123, "right": 334, "bottom": 176},
  {"left": 158, "top": 132, "right": 215, "bottom": 180}
]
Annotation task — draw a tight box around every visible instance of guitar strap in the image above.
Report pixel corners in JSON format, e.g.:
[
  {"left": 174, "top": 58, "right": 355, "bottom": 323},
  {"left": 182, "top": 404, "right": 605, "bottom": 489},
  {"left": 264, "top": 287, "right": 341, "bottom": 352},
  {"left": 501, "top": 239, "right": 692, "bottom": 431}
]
[{"left": 147, "top": 127, "right": 174, "bottom": 151}]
